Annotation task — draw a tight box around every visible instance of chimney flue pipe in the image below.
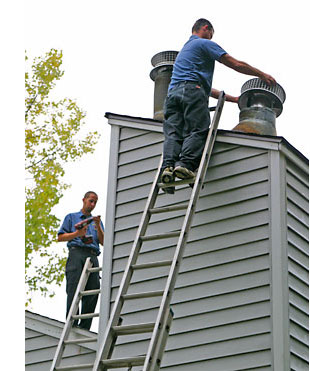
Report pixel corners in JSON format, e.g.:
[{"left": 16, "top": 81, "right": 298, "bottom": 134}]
[
  {"left": 233, "top": 78, "right": 286, "bottom": 135},
  {"left": 150, "top": 51, "right": 178, "bottom": 121}
]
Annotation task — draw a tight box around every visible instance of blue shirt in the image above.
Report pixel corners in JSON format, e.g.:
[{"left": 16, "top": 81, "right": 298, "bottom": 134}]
[
  {"left": 169, "top": 35, "right": 227, "bottom": 95},
  {"left": 58, "top": 211, "right": 104, "bottom": 255}
]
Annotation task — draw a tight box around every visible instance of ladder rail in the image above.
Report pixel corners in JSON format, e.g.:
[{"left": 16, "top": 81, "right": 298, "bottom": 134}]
[
  {"left": 150, "top": 309, "right": 174, "bottom": 371},
  {"left": 144, "top": 91, "right": 226, "bottom": 370},
  {"left": 50, "top": 257, "right": 94, "bottom": 371}
]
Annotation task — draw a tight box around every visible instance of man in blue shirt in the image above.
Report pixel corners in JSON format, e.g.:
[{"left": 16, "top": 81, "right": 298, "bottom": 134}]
[
  {"left": 161, "top": 18, "right": 276, "bottom": 193},
  {"left": 58, "top": 191, "right": 104, "bottom": 330}
]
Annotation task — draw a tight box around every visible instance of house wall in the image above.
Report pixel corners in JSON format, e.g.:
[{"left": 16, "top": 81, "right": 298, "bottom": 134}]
[{"left": 98, "top": 115, "right": 308, "bottom": 370}]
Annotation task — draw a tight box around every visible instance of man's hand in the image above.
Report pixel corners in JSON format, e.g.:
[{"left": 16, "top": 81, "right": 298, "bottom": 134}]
[
  {"left": 75, "top": 225, "right": 88, "bottom": 237},
  {"left": 93, "top": 215, "right": 101, "bottom": 229},
  {"left": 58, "top": 225, "right": 87, "bottom": 242},
  {"left": 93, "top": 215, "right": 104, "bottom": 245},
  {"left": 259, "top": 72, "right": 276, "bottom": 86}
]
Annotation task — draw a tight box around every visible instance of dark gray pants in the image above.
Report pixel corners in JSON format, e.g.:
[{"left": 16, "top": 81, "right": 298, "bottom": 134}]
[
  {"left": 162, "top": 81, "right": 211, "bottom": 172},
  {"left": 65, "top": 247, "right": 100, "bottom": 330}
]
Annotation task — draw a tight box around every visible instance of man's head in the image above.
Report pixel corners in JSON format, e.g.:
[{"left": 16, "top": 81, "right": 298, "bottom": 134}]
[
  {"left": 192, "top": 18, "right": 214, "bottom": 40},
  {"left": 82, "top": 191, "right": 98, "bottom": 215}
]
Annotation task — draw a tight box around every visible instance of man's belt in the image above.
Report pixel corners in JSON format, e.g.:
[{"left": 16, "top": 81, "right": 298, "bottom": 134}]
[
  {"left": 171, "top": 80, "right": 210, "bottom": 95},
  {"left": 70, "top": 245, "right": 98, "bottom": 256},
  {"left": 174, "top": 80, "right": 201, "bottom": 87}
]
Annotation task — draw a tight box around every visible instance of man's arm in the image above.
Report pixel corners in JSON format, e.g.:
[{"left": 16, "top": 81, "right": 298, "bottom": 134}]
[
  {"left": 220, "top": 54, "right": 276, "bottom": 86},
  {"left": 211, "top": 88, "right": 238, "bottom": 103},
  {"left": 57, "top": 225, "right": 87, "bottom": 242}
]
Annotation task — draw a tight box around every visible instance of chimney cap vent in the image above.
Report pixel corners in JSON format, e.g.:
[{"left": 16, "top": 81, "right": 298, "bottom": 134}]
[
  {"left": 151, "top": 50, "right": 178, "bottom": 68},
  {"left": 238, "top": 78, "right": 286, "bottom": 117}
]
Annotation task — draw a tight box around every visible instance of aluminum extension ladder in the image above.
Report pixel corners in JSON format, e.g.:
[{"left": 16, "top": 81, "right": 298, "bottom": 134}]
[
  {"left": 92, "top": 91, "right": 226, "bottom": 371},
  {"left": 50, "top": 257, "right": 102, "bottom": 371}
]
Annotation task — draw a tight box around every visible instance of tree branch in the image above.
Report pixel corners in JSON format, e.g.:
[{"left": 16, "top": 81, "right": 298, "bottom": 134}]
[
  {"left": 25, "top": 150, "right": 57, "bottom": 170},
  {"left": 25, "top": 93, "right": 38, "bottom": 119}
]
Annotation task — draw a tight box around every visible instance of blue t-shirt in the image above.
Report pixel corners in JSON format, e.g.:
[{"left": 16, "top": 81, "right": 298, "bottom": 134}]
[
  {"left": 58, "top": 211, "right": 104, "bottom": 255},
  {"left": 169, "top": 35, "right": 227, "bottom": 95}
]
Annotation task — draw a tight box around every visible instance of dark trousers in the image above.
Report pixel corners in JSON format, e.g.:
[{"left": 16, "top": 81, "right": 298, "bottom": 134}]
[
  {"left": 162, "top": 81, "right": 211, "bottom": 172},
  {"left": 65, "top": 247, "right": 100, "bottom": 330}
]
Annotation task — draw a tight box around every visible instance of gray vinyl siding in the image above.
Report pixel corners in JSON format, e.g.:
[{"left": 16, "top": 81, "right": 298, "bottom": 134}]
[
  {"left": 25, "top": 312, "right": 96, "bottom": 371},
  {"left": 109, "top": 126, "right": 274, "bottom": 369},
  {"left": 25, "top": 333, "right": 95, "bottom": 371},
  {"left": 286, "top": 159, "right": 309, "bottom": 370},
  {"left": 25, "top": 328, "right": 58, "bottom": 371}
]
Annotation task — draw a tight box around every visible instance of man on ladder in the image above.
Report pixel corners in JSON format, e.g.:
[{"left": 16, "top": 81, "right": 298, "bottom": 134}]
[
  {"left": 161, "top": 18, "right": 276, "bottom": 193},
  {"left": 58, "top": 191, "right": 104, "bottom": 330}
]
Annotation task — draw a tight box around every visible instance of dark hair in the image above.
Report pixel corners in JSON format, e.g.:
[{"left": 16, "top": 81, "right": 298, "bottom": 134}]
[
  {"left": 192, "top": 18, "right": 214, "bottom": 33},
  {"left": 84, "top": 191, "right": 98, "bottom": 199}
]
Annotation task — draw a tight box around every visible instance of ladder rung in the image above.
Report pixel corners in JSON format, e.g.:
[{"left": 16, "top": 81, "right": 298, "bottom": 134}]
[
  {"left": 80, "top": 289, "right": 101, "bottom": 296},
  {"left": 149, "top": 203, "right": 188, "bottom": 214},
  {"left": 55, "top": 363, "right": 93, "bottom": 370},
  {"left": 87, "top": 266, "right": 102, "bottom": 273},
  {"left": 140, "top": 231, "right": 180, "bottom": 242},
  {"left": 72, "top": 312, "right": 99, "bottom": 320},
  {"left": 64, "top": 336, "right": 97, "bottom": 345},
  {"left": 132, "top": 260, "right": 172, "bottom": 270},
  {"left": 112, "top": 322, "right": 155, "bottom": 335},
  {"left": 122, "top": 290, "right": 164, "bottom": 300},
  {"left": 100, "top": 356, "right": 146, "bottom": 368}
]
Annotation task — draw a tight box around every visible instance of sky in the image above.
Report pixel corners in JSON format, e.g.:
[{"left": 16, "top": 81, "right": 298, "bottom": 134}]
[{"left": 19, "top": 0, "right": 309, "bottom": 339}]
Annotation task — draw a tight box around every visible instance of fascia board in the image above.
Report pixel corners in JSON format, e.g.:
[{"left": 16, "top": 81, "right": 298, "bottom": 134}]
[
  {"left": 279, "top": 142, "right": 309, "bottom": 174},
  {"left": 216, "top": 133, "right": 281, "bottom": 151},
  {"left": 107, "top": 115, "right": 281, "bottom": 152},
  {"left": 26, "top": 311, "right": 64, "bottom": 339},
  {"left": 106, "top": 114, "right": 163, "bottom": 133},
  {"left": 105, "top": 113, "right": 308, "bottom": 170}
]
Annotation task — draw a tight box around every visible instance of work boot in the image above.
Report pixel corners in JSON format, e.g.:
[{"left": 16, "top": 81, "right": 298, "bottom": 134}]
[
  {"left": 161, "top": 167, "right": 175, "bottom": 194},
  {"left": 161, "top": 167, "right": 174, "bottom": 183},
  {"left": 174, "top": 166, "right": 196, "bottom": 180}
]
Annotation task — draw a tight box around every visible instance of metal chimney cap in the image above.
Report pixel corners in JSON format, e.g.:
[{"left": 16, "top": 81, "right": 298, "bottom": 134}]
[
  {"left": 150, "top": 51, "right": 179, "bottom": 82},
  {"left": 151, "top": 50, "right": 178, "bottom": 68},
  {"left": 238, "top": 78, "right": 286, "bottom": 117}
]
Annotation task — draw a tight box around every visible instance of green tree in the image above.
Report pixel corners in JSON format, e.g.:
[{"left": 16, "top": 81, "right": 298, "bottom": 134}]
[{"left": 25, "top": 49, "right": 100, "bottom": 305}]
